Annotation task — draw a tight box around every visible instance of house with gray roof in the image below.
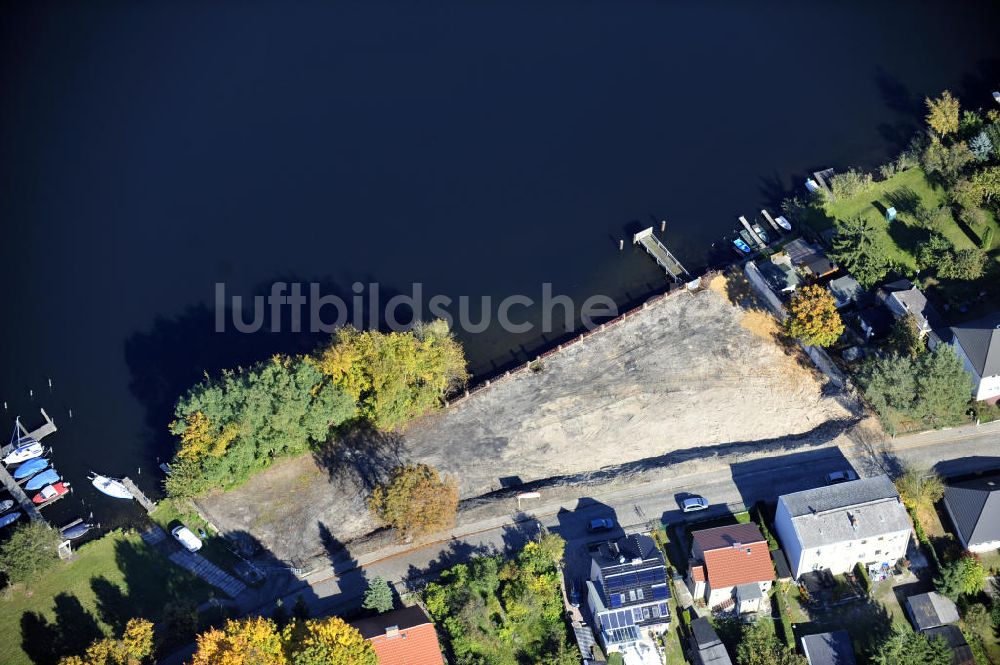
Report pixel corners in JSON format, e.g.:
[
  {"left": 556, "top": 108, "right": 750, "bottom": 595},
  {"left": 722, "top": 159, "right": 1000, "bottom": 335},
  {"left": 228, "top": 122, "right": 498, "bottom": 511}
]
[
  {"left": 690, "top": 616, "right": 734, "bottom": 665},
  {"left": 950, "top": 311, "right": 1000, "bottom": 403},
  {"left": 773, "top": 475, "right": 912, "bottom": 579},
  {"left": 876, "top": 279, "right": 947, "bottom": 348},
  {"left": 828, "top": 275, "right": 863, "bottom": 309},
  {"left": 924, "top": 625, "right": 975, "bottom": 665},
  {"left": 943, "top": 470, "right": 1000, "bottom": 552},
  {"left": 800, "top": 630, "right": 856, "bottom": 665}
]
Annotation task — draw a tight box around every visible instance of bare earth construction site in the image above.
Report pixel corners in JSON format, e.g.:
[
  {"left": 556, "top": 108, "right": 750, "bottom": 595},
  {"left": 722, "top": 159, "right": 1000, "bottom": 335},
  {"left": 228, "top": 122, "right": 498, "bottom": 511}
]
[{"left": 197, "top": 279, "right": 861, "bottom": 564}]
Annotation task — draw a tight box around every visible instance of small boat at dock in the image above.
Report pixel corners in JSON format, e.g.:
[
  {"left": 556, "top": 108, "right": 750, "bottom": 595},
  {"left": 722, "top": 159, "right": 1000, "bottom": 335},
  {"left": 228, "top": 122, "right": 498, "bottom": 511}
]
[
  {"left": 32, "top": 481, "right": 70, "bottom": 505},
  {"left": 26, "top": 469, "right": 60, "bottom": 491},
  {"left": 3, "top": 440, "right": 44, "bottom": 466},
  {"left": 751, "top": 223, "right": 769, "bottom": 244},
  {"left": 61, "top": 522, "right": 93, "bottom": 540},
  {"left": 90, "top": 473, "right": 133, "bottom": 500},
  {"left": 0, "top": 500, "right": 13, "bottom": 512},
  {"left": 775, "top": 215, "right": 792, "bottom": 231},
  {"left": 13, "top": 458, "right": 48, "bottom": 480},
  {"left": 733, "top": 238, "right": 752, "bottom": 253},
  {"left": 0, "top": 511, "right": 21, "bottom": 529}
]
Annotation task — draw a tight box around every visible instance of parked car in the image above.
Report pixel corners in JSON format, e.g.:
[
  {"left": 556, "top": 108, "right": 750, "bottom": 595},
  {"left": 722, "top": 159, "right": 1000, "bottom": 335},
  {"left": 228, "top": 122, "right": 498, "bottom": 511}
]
[
  {"left": 587, "top": 517, "right": 615, "bottom": 533},
  {"left": 171, "top": 525, "right": 203, "bottom": 552},
  {"left": 825, "top": 470, "right": 858, "bottom": 485},
  {"left": 681, "top": 496, "right": 709, "bottom": 513}
]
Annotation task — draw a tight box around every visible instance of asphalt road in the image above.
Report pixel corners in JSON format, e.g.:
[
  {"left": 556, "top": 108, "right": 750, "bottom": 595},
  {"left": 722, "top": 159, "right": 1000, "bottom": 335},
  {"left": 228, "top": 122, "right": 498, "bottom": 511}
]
[{"left": 239, "top": 420, "right": 1000, "bottom": 620}]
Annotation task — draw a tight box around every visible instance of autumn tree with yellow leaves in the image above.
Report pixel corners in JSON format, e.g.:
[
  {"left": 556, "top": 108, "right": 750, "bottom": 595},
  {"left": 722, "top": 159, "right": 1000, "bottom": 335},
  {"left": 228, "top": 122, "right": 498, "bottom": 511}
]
[
  {"left": 59, "top": 619, "right": 154, "bottom": 665},
  {"left": 784, "top": 284, "right": 844, "bottom": 347},
  {"left": 368, "top": 463, "right": 459, "bottom": 540},
  {"left": 187, "top": 616, "right": 375, "bottom": 665},
  {"left": 925, "top": 90, "right": 960, "bottom": 137}
]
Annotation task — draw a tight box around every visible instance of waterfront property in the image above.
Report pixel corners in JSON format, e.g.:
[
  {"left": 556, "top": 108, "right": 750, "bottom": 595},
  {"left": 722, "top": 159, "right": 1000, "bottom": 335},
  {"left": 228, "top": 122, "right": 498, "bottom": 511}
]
[
  {"left": 585, "top": 534, "right": 671, "bottom": 659},
  {"left": 949, "top": 311, "right": 1000, "bottom": 403},
  {"left": 773, "top": 476, "right": 911, "bottom": 579},
  {"left": 875, "top": 279, "right": 947, "bottom": 348},
  {"left": 942, "top": 469, "right": 1000, "bottom": 552},
  {"left": 686, "top": 523, "right": 774, "bottom": 613}
]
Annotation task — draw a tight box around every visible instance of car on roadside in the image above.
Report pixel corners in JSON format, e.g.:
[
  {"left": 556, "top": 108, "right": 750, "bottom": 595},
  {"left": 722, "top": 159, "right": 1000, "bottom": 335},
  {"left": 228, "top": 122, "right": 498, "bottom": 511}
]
[
  {"left": 587, "top": 517, "right": 615, "bottom": 533},
  {"left": 825, "top": 470, "right": 858, "bottom": 485},
  {"left": 171, "top": 524, "right": 203, "bottom": 553},
  {"left": 681, "top": 496, "right": 709, "bottom": 513}
]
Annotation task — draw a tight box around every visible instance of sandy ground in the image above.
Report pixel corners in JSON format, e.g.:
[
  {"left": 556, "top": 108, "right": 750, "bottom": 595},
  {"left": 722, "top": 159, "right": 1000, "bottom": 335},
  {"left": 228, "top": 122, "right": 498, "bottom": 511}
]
[{"left": 196, "top": 285, "right": 859, "bottom": 565}]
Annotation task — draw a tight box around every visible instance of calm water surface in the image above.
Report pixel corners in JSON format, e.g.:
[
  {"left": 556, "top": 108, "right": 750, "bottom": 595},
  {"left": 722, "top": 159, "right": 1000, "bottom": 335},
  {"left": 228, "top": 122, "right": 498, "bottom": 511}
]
[{"left": 1, "top": 1, "right": 998, "bottom": 527}]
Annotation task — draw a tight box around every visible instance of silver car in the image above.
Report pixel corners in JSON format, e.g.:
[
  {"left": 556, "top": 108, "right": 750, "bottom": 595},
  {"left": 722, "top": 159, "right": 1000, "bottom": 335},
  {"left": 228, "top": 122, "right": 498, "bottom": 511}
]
[{"left": 682, "top": 496, "right": 709, "bottom": 513}]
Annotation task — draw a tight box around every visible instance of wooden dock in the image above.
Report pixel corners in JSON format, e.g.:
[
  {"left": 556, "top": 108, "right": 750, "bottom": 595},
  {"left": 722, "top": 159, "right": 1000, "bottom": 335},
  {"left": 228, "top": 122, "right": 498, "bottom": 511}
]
[
  {"left": 0, "top": 464, "right": 44, "bottom": 522},
  {"left": 632, "top": 227, "right": 689, "bottom": 281},
  {"left": 738, "top": 216, "right": 765, "bottom": 248},
  {"left": 761, "top": 209, "right": 780, "bottom": 232},
  {"left": 121, "top": 477, "right": 157, "bottom": 513},
  {"left": 2, "top": 410, "right": 58, "bottom": 457}
]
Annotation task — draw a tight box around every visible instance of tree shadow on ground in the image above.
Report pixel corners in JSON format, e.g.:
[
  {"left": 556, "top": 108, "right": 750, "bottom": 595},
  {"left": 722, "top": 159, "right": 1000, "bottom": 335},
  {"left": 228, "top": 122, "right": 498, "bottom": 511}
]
[
  {"left": 20, "top": 593, "right": 104, "bottom": 665},
  {"left": 845, "top": 425, "right": 903, "bottom": 478},
  {"left": 401, "top": 538, "right": 497, "bottom": 594},
  {"left": 312, "top": 420, "right": 406, "bottom": 492},
  {"left": 884, "top": 187, "right": 921, "bottom": 215},
  {"left": 887, "top": 217, "right": 933, "bottom": 259},
  {"left": 797, "top": 594, "right": 894, "bottom": 658}
]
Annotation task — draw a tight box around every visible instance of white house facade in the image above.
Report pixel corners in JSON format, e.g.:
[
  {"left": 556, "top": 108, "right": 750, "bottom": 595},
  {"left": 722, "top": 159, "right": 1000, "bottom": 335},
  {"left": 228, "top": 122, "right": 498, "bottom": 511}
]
[
  {"left": 773, "top": 475, "right": 912, "bottom": 579},
  {"left": 950, "top": 313, "right": 1000, "bottom": 404}
]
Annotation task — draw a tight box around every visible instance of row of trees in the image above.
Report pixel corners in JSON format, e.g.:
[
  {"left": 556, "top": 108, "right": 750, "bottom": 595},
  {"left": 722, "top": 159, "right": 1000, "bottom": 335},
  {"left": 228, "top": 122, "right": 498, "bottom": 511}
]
[
  {"left": 61, "top": 615, "right": 376, "bottom": 665},
  {"left": 423, "top": 533, "right": 577, "bottom": 665},
  {"left": 166, "top": 321, "right": 467, "bottom": 498}
]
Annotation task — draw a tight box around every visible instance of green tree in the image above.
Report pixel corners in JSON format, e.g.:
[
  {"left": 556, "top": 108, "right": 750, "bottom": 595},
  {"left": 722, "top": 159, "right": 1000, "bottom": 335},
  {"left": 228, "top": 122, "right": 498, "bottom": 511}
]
[
  {"left": 951, "top": 178, "right": 984, "bottom": 209},
  {"left": 735, "top": 621, "right": 806, "bottom": 665},
  {"left": 857, "top": 354, "right": 918, "bottom": 418},
  {"left": 935, "top": 555, "right": 986, "bottom": 600},
  {"left": 829, "top": 169, "right": 873, "bottom": 200},
  {"left": 830, "top": 216, "right": 891, "bottom": 287},
  {"left": 922, "top": 138, "right": 974, "bottom": 182},
  {"left": 970, "top": 166, "right": 1000, "bottom": 204},
  {"left": 0, "top": 521, "right": 61, "bottom": 586},
  {"left": 361, "top": 576, "right": 394, "bottom": 613},
  {"left": 369, "top": 463, "right": 458, "bottom": 540},
  {"left": 939, "top": 247, "right": 987, "bottom": 280},
  {"left": 925, "top": 91, "right": 961, "bottom": 136},
  {"left": 316, "top": 320, "right": 468, "bottom": 431},
  {"left": 895, "top": 466, "right": 944, "bottom": 511},
  {"left": 969, "top": 131, "right": 993, "bottom": 161},
  {"left": 886, "top": 313, "right": 925, "bottom": 359},
  {"left": 915, "top": 345, "right": 973, "bottom": 426},
  {"left": 784, "top": 285, "right": 844, "bottom": 347},
  {"left": 165, "top": 355, "right": 357, "bottom": 498},
  {"left": 871, "top": 629, "right": 951, "bottom": 665}
]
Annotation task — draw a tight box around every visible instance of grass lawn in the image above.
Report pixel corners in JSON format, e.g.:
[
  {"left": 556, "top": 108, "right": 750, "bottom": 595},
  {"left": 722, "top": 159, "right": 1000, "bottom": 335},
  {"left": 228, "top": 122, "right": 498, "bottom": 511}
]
[
  {"left": 663, "top": 598, "right": 686, "bottom": 665},
  {"left": 0, "top": 530, "right": 214, "bottom": 665}
]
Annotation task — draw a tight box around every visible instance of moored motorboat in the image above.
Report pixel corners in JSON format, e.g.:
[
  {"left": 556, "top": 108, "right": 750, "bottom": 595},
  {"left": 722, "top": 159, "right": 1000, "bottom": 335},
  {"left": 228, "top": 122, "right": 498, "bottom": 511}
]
[
  {"left": 61, "top": 522, "right": 93, "bottom": 540},
  {"left": 751, "top": 223, "right": 769, "bottom": 244},
  {"left": 13, "top": 457, "right": 48, "bottom": 480},
  {"left": 33, "top": 482, "right": 70, "bottom": 505},
  {"left": 733, "top": 238, "right": 752, "bottom": 253},
  {"left": 0, "top": 511, "right": 21, "bottom": 529},
  {"left": 3, "top": 440, "right": 44, "bottom": 466},
  {"left": 89, "top": 473, "right": 133, "bottom": 500},
  {"left": 26, "top": 469, "right": 61, "bottom": 491},
  {"left": 775, "top": 215, "right": 792, "bottom": 231},
  {"left": 0, "top": 500, "right": 13, "bottom": 512}
]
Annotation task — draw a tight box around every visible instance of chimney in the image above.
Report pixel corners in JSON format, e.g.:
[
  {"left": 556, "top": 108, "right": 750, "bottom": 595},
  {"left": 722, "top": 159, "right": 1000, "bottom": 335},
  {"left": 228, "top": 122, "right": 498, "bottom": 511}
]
[
  {"left": 385, "top": 625, "right": 400, "bottom": 639},
  {"left": 731, "top": 541, "right": 742, "bottom": 550}
]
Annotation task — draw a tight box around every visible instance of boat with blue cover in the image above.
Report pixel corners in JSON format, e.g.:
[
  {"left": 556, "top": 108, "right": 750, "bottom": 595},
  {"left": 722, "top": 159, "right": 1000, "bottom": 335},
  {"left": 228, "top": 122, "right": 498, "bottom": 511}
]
[
  {"left": 13, "top": 457, "right": 48, "bottom": 480},
  {"left": 25, "top": 468, "right": 60, "bottom": 491},
  {"left": 61, "top": 522, "right": 93, "bottom": 540},
  {"left": 733, "top": 238, "right": 752, "bottom": 253},
  {"left": 0, "top": 511, "right": 21, "bottom": 529}
]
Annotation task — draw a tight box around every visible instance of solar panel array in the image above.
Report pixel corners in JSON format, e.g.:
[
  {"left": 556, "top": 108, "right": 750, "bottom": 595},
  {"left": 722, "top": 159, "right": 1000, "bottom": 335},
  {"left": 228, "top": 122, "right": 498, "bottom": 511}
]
[
  {"left": 651, "top": 584, "right": 670, "bottom": 600},
  {"left": 605, "top": 565, "right": 666, "bottom": 593}
]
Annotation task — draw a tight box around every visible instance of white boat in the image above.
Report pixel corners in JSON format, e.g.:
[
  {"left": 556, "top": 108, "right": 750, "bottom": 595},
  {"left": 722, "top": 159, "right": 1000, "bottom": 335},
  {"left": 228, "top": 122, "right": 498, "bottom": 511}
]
[
  {"left": 89, "top": 473, "right": 133, "bottom": 500},
  {"left": 993, "top": 91, "right": 1000, "bottom": 104},
  {"left": 775, "top": 215, "right": 792, "bottom": 231},
  {"left": 3, "top": 440, "right": 44, "bottom": 466},
  {"left": 0, "top": 500, "right": 13, "bottom": 512}
]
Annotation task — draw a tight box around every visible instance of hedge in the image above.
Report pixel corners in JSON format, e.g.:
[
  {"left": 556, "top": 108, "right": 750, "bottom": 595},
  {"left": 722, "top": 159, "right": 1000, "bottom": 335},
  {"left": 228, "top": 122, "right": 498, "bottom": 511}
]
[{"left": 855, "top": 561, "right": 871, "bottom": 594}]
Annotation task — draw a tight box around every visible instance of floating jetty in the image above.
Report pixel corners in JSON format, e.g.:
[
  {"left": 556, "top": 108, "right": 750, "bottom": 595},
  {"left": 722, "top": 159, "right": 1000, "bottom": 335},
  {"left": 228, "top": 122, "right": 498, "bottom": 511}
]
[
  {"left": 738, "top": 216, "right": 765, "bottom": 248},
  {"left": 761, "top": 209, "right": 780, "bottom": 232},
  {"left": 0, "top": 411, "right": 58, "bottom": 524},
  {"left": 632, "top": 227, "right": 689, "bottom": 281},
  {"left": 121, "top": 477, "right": 157, "bottom": 513}
]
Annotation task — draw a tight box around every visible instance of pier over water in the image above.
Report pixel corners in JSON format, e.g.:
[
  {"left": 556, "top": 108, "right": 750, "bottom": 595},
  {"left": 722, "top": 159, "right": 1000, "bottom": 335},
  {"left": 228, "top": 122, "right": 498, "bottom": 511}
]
[{"left": 633, "top": 227, "right": 689, "bottom": 281}]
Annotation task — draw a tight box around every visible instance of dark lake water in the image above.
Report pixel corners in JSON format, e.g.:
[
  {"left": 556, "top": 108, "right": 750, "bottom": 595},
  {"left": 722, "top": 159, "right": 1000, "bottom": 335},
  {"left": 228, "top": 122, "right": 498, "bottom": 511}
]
[{"left": 1, "top": 1, "right": 998, "bottom": 529}]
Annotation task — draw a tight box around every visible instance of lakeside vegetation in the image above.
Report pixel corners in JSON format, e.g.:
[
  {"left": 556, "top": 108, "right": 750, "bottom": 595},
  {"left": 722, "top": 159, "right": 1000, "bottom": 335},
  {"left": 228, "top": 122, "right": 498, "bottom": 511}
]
[{"left": 165, "top": 321, "right": 467, "bottom": 499}]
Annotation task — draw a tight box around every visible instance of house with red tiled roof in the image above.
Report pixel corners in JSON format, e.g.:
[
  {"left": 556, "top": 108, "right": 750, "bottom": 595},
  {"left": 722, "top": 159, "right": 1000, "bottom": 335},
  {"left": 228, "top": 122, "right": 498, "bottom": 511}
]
[
  {"left": 686, "top": 523, "right": 775, "bottom": 612},
  {"left": 350, "top": 605, "right": 445, "bottom": 665}
]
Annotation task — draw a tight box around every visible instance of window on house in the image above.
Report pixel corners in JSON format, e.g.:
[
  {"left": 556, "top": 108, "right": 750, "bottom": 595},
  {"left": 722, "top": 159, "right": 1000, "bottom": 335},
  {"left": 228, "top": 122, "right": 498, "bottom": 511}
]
[{"left": 628, "top": 590, "right": 636, "bottom": 602}]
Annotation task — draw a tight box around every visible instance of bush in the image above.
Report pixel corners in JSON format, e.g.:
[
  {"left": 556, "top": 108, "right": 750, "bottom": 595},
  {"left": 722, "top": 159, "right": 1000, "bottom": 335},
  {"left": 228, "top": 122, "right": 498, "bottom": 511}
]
[
  {"left": 979, "top": 226, "right": 994, "bottom": 251},
  {"left": 935, "top": 555, "right": 986, "bottom": 601},
  {"left": 855, "top": 561, "right": 871, "bottom": 594},
  {"left": 368, "top": 464, "right": 459, "bottom": 539},
  {"left": 751, "top": 502, "right": 779, "bottom": 551},
  {"left": 829, "top": 169, "right": 874, "bottom": 200}
]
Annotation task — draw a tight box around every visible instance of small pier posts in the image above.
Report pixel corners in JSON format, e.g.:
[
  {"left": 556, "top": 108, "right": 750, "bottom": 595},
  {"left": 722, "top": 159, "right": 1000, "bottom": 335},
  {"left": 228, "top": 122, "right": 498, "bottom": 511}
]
[
  {"left": 121, "top": 477, "right": 157, "bottom": 513},
  {"left": 13, "top": 409, "right": 57, "bottom": 444}
]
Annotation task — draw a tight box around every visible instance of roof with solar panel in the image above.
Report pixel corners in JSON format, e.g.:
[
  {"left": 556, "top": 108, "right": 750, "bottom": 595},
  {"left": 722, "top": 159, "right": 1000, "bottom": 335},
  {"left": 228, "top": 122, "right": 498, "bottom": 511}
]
[{"left": 591, "top": 534, "right": 671, "bottom": 618}]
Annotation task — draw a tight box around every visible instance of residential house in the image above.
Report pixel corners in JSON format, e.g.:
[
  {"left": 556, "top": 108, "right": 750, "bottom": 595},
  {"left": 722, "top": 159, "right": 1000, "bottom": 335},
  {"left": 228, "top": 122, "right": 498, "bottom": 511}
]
[
  {"left": 905, "top": 591, "right": 960, "bottom": 632},
  {"left": 585, "top": 534, "right": 671, "bottom": 658},
  {"left": 784, "top": 238, "right": 838, "bottom": 278},
  {"left": 905, "top": 592, "right": 974, "bottom": 665},
  {"left": 876, "top": 279, "right": 946, "bottom": 348},
  {"left": 687, "top": 523, "right": 774, "bottom": 612},
  {"left": 800, "top": 630, "right": 856, "bottom": 665},
  {"left": 773, "top": 475, "right": 912, "bottom": 579},
  {"left": 350, "top": 606, "right": 445, "bottom": 665},
  {"left": 690, "top": 616, "right": 734, "bottom": 665},
  {"left": 759, "top": 252, "right": 802, "bottom": 293},
  {"left": 949, "top": 312, "right": 1000, "bottom": 403},
  {"left": 828, "top": 275, "right": 863, "bottom": 310},
  {"left": 856, "top": 305, "right": 894, "bottom": 341},
  {"left": 943, "top": 470, "right": 1000, "bottom": 552}
]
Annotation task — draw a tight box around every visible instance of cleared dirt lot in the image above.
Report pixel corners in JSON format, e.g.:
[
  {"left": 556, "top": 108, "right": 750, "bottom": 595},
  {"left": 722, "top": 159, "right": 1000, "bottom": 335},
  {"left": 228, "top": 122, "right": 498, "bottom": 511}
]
[{"left": 197, "top": 285, "right": 858, "bottom": 564}]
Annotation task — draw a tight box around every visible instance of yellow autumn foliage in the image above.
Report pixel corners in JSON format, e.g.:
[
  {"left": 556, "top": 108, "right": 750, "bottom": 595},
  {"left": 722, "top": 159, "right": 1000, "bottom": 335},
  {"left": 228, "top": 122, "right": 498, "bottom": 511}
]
[{"left": 189, "top": 617, "right": 286, "bottom": 665}]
